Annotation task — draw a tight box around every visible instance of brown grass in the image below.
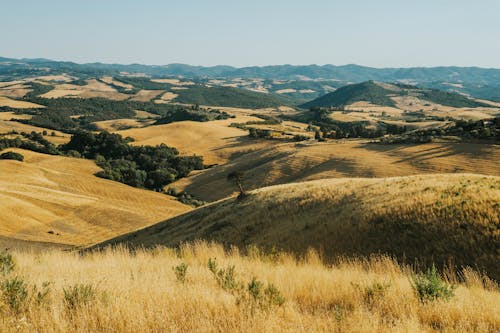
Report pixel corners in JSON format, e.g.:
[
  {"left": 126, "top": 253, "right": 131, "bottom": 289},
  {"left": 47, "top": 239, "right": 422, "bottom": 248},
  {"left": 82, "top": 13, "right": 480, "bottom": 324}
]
[
  {"left": 98, "top": 174, "right": 500, "bottom": 279},
  {"left": 0, "top": 96, "right": 44, "bottom": 108},
  {"left": 0, "top": 149, "right": 190, "bottom": 247},
  {"left": 1, "top": 242, "right": 498, "bottom": 332},
  {"left": 40, "top": 79, "right": 129, "bottom": 100},
  {"left": 0, "top": 117, "right": 70, "bottom": 144},
  {"left": 118, "top": 117, "right": 271, "bottom": 165},
  {"left": 172, "top": 140, "right": 500, "bottom": 202}
]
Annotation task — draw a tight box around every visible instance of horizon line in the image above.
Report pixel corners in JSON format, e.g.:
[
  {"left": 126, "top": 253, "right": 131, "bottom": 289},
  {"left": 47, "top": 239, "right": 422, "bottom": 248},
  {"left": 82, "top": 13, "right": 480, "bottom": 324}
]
[{"left": 2, "top": 56, "right": 500, "bottom": 71}]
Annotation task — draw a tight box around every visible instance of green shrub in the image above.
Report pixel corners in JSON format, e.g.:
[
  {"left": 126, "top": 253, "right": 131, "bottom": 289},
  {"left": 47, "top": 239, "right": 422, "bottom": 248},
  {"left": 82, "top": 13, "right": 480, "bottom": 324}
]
[
  {"left": 0, "top": 277, "right": 28, "bottom": 313},
  {"left": 363, "top": 281, "right": 391, "bottom": 307},
  {"left": 33, "top": 281, "right": 52, "bottom": 306},
  {"left": 248, "top": 277, "right": 264, "bottom": 301},
  {"left": 63, "top": 284, "right": 97, "bottom": 310},
  {"left": 264, "top": 283, "right": 285, "bottom": 307},
  {"left": 411, "top": 266, "right": 456, "bottom": 302},
  {"left": 208, "top": 259, "right": 285, "bottom": 312},
  {"left": 173, "top": 263, "right": 188, "bottom": 283},
  {"left": 0, "top": 251, "right": 15, "bottom": 275},
  {"left": 0, "top": 151, "right": 24, "bottom": 162}
]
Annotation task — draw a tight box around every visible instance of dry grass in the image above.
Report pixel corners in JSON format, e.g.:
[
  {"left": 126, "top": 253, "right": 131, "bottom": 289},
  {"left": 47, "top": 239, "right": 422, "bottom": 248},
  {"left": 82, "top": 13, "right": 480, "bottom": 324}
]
[
  {"left": 155, "top": 91, "right": 178, "bottom": 102},
  {"left": 129, "top": 89, "right": 164, "bottom": 102},
  {"left": 118, "top": 117, "right": 270, "bottom": 165},
  {"left": 172, "top": 140, "right": 500, "bottom": 202},
  {"left": 40, "top": 79, "right": 129, "bottom": 100},
  {"left": 0, "top": 96, "right": 44, "bottom": 109},
  {"left": 0, "top": 242, "right": 498, "bottom": 332},
  {"left": 0, "top": 149, "right": 190, "bottom": 247},
  {"left": 100, "top": 174, "right": 500, "bottom": 279},
  {"left": 0, "top": 118, "right": 70, "bottom": 144}
]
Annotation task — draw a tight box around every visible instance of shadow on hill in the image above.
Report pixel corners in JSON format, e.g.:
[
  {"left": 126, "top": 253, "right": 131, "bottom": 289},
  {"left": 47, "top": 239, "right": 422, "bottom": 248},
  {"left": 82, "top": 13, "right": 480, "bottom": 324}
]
[
  {"left": 359, "top": 142, "right": 498, "bottom": 173},
  {"left": 91, "top": 174, "right": 500, "bottom": 280}
]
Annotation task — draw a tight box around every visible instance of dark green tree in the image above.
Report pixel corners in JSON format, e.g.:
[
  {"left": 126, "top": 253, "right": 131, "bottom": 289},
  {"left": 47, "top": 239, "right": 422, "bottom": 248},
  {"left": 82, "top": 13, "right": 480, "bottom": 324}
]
[{"left": 227, "top": 171, "right": 246, "bottom": 199}]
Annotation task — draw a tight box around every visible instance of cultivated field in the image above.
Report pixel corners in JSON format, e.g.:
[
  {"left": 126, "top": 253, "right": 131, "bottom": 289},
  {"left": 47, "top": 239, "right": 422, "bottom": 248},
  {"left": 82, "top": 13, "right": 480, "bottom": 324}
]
[
  {"left": 118, "top": 116, "right": 271, "bottom": 165},
  {"left": 0, "top": 242, "right": 497, "bottom": 332},
  {"left": 0, "top": 149, "right": 190, "bottom": 248}
]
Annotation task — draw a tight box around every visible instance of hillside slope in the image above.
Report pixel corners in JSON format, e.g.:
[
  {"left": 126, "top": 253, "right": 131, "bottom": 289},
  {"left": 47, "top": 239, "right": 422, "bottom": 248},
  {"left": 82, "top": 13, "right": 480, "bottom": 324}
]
[
  {"left": 96, "top": 174, "right": 500, "bottom": 278},
  {"left": 300, "top": 81, "right": 490, "bottom": 108},
  {"left": 171, "top": 141, "right": 500, "bottom": 202},
  {"left": 0, "top": 149, "right": 191, "bottom": 248}
]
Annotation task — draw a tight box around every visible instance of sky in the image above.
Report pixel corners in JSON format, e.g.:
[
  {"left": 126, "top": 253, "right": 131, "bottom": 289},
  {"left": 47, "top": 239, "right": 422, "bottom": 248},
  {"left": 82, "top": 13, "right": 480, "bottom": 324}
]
[{"left": 1, "top": 0, "right": 499, "bottom": 68}]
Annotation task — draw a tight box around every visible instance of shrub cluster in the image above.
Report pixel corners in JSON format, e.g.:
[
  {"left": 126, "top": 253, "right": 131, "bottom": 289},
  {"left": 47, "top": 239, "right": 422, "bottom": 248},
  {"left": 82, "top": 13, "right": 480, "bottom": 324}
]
[{"left": 61, "top": 131, "right": 203, "bottom": 190}]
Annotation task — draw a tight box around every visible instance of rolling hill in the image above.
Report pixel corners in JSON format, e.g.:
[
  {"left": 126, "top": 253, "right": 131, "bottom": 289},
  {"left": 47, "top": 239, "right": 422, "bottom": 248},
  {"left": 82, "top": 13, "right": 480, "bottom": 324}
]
[
  {"left": 300, "top": 81, "right": 490, "bottom": 109},
  {"left": 0, "top": 148, "right": 191, "bottom": 248},
  {"left": 95, "top": 174, "right": 500, "bottom": 279},
  {"left": 170, "top": 140, "right": 500, "bottom": 202}
]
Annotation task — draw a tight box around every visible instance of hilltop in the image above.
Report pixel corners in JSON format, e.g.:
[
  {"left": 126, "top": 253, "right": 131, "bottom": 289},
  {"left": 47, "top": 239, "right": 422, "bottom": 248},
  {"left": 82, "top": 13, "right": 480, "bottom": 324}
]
[
  {"left": 96, "top": 174, "right": 500, "bottom": 279},
  {"left": 300, "top": 81, "right": 489, "bottom": 109}
]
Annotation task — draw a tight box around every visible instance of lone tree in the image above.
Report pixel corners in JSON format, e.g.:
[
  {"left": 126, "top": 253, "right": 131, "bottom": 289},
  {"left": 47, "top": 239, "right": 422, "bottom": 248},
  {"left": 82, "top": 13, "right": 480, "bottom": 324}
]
[{"left": 227, "top": 170, "right": 246, "bottom": 199}]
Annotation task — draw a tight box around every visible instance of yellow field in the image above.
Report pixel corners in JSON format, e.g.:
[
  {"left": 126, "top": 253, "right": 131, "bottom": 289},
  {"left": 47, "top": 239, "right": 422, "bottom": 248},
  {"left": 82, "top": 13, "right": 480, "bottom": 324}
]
[
  {"left": 118, "top": 117, "right": 270, "bottom": 165},
  {"left": 150, "top": 78, "right": 194, "bottom": 86},
  {"left": 99, "top": 174, "right": 500, "bottom": 279},
  {"left": 2, "top": 242, "right": 497, "bottom": 332},
  {"left": 155, "top": 91, "right": 178, "bottom": 102},
  {"left": 171, "top": 140, "right": 500, "bottom": 202},
  {"left": 129, "top": 89, "right": 164, "bottom": 102},
  {"left": 0, "top": 96, "right": 44, "bottom": 108},
  {"left": 0, "top": 149, "right": 190, "bottom": 248},
  {"left": 0, "top": 113, "right": 70, "bottom": 145},
  {"left": 40, "top": 79, "right": 130, "bottom": 100},
  {"left": 93, "top": 118, "right": 149, "bottom": 131},
  {"left": 0, "top": 83, "right": 32, "bottom": 98}
]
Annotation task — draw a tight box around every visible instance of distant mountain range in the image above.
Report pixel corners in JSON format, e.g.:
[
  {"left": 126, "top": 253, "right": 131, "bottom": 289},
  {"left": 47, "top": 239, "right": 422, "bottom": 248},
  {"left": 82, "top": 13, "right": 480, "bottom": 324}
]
[{"left": 1, "top": 56, "right": 500, "bottom": 101}]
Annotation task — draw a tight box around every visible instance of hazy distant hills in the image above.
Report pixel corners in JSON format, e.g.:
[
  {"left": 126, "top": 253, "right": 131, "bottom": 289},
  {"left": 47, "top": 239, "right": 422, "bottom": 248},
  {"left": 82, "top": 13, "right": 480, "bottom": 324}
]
[{"left": 1, "top": 57, "right": 500, "bottom": 101}]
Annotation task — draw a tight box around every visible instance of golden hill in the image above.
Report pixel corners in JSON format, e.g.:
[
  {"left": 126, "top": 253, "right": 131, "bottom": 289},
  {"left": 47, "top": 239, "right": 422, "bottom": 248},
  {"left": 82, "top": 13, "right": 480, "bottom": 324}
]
[
  {"left": 96, "top": 174, "right": 500, "bottom": 279},
  {"left": 171, "top": 140, "right": 500, "bottom": 202},
  {"left": 0, "top": 149, "right": 191, "bottom": 248},
  {"left": 117, "top": 117, "right": 271, "bottom": 165},
  {"left": 0, "top": 112, "right": 70, "bottom": 145}
]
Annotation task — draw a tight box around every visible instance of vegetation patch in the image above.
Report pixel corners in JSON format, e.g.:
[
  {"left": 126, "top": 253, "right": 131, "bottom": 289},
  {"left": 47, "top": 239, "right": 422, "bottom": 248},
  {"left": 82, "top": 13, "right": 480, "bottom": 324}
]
[
  {"left": 61, "top": 131, "right": 204, "bottom": 190},
  {"left": 0, "top": 151, "right": 24, "bottom": 161}
]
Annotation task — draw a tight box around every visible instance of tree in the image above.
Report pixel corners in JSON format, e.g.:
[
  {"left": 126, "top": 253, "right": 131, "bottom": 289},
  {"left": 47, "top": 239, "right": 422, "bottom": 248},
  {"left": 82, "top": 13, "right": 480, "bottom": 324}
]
[
  {"left": 227, "top": 171, "right": 246, "bottom": 199},
  {"left": 0, "top": 151, "right": 24, "bottom": 162}
]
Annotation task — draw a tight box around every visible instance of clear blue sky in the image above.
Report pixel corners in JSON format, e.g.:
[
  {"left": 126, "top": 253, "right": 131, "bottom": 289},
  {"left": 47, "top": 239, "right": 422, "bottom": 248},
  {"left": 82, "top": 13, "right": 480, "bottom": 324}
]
[{"left": 1, "top": 0, "right": 499, "bottom": 68}]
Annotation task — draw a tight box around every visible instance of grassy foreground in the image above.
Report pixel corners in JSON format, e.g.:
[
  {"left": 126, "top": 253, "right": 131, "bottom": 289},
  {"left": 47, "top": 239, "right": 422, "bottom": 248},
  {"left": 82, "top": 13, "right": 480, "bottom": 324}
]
[{"left": 0, "top": 242, "right": 498, "bottom": 332}]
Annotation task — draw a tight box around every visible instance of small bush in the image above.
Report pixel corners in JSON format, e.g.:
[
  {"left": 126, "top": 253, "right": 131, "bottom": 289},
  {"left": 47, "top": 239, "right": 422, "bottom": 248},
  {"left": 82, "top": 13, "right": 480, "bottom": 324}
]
[
  {"left": 363, "top": 281, "right": 391, "bottom": 307},
  {"left": 411, "top": 266, "right": 456, "bottom": 302},
  {"left": 33, "top": 281, "right": 52, "bottom": 306},
  {"left": 0, "top": 277, "right": 28, "bottom": 313},
  {"left": 264, "top": 283, "right": 285, "bottom": 307},
  {"left": 208, "top": 258, "right": 240, "bottom": 292},
  {"left": 173, "top": 263, "right": 188, "bottom": 283},
  {"left": 0, "top": 251, "right": 15, "bottom": 275},
  {"left": 208, "top": 259, "right": 285, "bottom": 312},
  {"left": 63, "top": 284, "right": 97, "bottom": 310},
  {"left": 0, "top": 151, "right": 24, "bottom": 162}
]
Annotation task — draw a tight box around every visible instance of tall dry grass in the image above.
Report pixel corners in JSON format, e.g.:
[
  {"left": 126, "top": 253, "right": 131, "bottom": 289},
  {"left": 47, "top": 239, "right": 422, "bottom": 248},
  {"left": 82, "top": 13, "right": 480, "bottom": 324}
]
[{"left": 0, "top": 242, "right": 498, "bottom": 332}]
